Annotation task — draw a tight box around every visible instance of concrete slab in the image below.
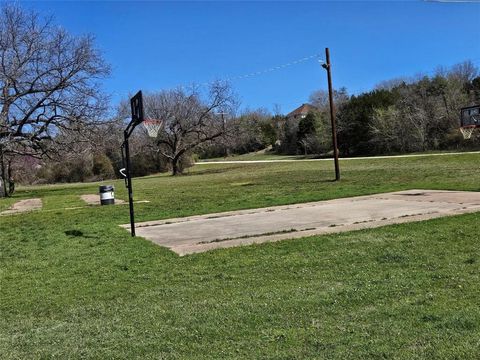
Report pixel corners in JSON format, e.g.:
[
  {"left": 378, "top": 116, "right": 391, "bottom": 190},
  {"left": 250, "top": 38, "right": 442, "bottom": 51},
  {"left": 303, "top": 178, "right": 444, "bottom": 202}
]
[
  {"left": 1, "top": 198, "right": 42, "bottom": 215},
  {"left": 122, "top": 190, "right": 480, "bottom": 256}
]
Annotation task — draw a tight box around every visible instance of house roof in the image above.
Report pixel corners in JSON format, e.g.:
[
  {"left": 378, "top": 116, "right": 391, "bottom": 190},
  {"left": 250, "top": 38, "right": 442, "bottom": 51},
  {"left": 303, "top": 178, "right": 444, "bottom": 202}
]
[{"left": 286, "top": 103, "right": 317, "bottom": 118}]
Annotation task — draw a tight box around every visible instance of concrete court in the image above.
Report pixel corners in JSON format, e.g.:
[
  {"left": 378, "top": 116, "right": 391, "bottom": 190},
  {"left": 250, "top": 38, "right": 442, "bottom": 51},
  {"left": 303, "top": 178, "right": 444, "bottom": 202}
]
[{"left": 122, "top": 190, "right": 480, "bottom": 256}]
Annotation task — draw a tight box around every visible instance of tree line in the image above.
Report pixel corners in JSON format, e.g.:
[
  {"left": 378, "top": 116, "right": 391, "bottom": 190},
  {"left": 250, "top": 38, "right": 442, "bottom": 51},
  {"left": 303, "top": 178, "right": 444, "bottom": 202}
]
[
  {"left": 200, "top": 62, "right": 480, "bottom": 160},
  {"left": 1, "top": 3, "right": 479, "bottom": 197},
  {"left": 339, "top": 62, "right": 480, "bottom": 156}
]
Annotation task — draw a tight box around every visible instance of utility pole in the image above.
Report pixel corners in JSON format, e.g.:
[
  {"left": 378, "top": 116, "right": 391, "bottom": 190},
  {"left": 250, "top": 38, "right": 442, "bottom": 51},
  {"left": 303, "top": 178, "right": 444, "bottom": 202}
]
[{"left": 322, "top": 47, "right": 340, "bottom": 181}]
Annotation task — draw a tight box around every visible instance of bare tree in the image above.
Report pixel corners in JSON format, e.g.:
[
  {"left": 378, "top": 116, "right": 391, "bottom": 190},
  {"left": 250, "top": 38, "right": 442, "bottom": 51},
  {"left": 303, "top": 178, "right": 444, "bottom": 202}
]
[
  {"left": 370, "top": 106, "right": 411, "bottom": 153},
  {"left": 309, "top": 87, "right": 349, "bottom": 111},
  {"left": 375, "top": 77, "right": 409, "bottom": 91},
  {"left": 272, "top": 103, "right": 282, "bottom": 116},
  {"left": 0, "top": 4, "right": 110, "bottom": 196},
  {"left": 144, "top": 82, "right": 237, "bottom": 175}
]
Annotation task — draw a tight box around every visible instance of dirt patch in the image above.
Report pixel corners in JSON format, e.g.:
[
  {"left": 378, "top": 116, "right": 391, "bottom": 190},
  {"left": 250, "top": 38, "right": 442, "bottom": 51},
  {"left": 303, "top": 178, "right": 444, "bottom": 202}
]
[
  {"left": 1, "top": 198, "right": 42, "bottom": 215},
  {"left": 79, "top": 194, "right": 149, "bottom": 207},
  {"left": 81, "top": 194, "right": 126, "bottom": 206}
]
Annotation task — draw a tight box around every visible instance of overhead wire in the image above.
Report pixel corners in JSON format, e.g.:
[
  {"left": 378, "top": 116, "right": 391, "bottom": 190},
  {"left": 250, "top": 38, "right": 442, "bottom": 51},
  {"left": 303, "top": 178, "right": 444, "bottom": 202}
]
[
  {"left": 214, "top": 53, "right": 325, "bottom": 84},
  {"left": 112, "top": 52, "right": 326, "bottom": 99}
]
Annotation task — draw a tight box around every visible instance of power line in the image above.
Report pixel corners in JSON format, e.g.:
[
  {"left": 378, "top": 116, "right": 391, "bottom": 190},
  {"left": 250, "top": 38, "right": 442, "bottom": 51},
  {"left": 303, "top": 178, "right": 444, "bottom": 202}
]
[
  {"left": 215, "top": 53, "right": 325, "bottom": 84},
  {"left": 112, "top": 52, "right": 325, "bottom": 100}
]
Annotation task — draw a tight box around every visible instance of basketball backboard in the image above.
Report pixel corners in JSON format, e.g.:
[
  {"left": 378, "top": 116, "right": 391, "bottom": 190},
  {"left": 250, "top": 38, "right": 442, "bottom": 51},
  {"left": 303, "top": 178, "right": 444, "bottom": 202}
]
[
  {"left": 130, "top": 91, "right": 144, "bottom": 124},
  {"left": 460, "top": 105, "right": 480, "bottom": 128}
]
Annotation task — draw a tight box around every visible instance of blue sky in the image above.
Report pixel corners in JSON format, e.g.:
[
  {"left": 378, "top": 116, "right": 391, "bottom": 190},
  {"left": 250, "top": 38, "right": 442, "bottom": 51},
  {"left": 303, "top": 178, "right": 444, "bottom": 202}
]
[{"left": 22, "top": 1, "right": 480, "bottom": 114}]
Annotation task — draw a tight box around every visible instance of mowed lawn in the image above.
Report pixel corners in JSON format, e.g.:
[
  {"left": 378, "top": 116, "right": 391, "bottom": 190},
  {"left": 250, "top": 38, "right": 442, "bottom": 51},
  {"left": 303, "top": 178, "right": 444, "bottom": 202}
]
[{"left": 1, "top": 154, "right": 480, "bottom": 359}]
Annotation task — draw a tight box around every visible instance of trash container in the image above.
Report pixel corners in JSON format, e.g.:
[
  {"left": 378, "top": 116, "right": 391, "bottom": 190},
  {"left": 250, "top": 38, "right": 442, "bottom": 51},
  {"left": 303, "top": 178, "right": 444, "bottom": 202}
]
[{"left": 99, "top": 185, "right": 115, "bottom": 205}]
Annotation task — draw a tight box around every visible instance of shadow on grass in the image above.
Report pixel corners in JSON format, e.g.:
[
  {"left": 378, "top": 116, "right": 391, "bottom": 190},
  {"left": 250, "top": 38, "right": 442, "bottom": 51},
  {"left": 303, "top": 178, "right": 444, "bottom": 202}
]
[
  {"left": 185, "top": 167, "right": 233, "bottom": 176},
  {"left": 64, "top": 229, "right": 98, "bottom": 239}
]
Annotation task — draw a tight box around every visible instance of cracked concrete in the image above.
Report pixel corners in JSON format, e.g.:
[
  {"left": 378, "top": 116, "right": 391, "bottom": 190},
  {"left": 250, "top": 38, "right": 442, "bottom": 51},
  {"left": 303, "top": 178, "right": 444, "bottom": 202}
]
[{"left": 121, "top": 190, "right": 480, "bottom": 256}]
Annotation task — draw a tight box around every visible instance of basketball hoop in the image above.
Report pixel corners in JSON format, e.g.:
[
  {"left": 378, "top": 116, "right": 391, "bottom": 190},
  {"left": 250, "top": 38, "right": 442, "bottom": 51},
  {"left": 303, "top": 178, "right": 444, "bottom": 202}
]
[
  {"left": 460, "top": 126, "right": 476, "bottom": 140},
  {"left": 459, "top": 105, "right": 480, "bottom": 140},
  {"left": 143, "top": 119, "right": 164, "bottom": 138}
]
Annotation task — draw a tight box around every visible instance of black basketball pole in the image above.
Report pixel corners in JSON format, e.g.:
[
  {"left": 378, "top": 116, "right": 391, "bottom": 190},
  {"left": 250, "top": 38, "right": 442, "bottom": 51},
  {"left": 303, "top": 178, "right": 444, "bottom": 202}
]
[
  {"left": 121, "top": 90, "right": 144, "bottom": 237},
  {"left": 322, "top": 48, "right": 340, "bottom": 181},
  {"left": 124, "top": 135, "right": 135, "bottom": 236}
]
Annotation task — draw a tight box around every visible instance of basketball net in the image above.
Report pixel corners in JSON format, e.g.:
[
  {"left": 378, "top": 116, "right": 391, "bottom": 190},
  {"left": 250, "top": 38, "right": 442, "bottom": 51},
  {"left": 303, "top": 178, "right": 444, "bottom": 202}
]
[
  {"left": 460, "top": 126, "right": 475, "bottom": 140},
  {"left": 143, "top": 119, "right": 164, "bottom": 138}
]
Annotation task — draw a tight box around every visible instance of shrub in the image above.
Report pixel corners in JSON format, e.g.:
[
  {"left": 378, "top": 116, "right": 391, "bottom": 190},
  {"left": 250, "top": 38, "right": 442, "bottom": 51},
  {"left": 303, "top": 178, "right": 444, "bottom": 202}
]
[{"left": 92, "top": 153, "right": 115, "bottom": 180}]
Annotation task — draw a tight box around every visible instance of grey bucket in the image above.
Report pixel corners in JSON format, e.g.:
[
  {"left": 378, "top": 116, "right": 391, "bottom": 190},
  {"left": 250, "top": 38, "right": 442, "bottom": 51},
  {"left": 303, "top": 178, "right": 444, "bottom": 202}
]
[{"left": 99, "top": 185, "right": 115, "bottom": 205}]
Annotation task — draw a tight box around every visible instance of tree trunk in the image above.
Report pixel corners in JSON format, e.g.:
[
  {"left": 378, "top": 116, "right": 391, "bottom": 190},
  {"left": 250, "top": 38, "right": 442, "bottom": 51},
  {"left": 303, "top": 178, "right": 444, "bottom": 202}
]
[
  {"left": 0, "top": 177, "right": 4, "bottom": 198},
  {"left": 171, "top": 157, "right": 179, "bottom": 176},
  {"left": 7, "top": 160, "right": 14, "bottom": 196},
  {"left": 0, "top": 148, "right": 8, "bottom": 198}
]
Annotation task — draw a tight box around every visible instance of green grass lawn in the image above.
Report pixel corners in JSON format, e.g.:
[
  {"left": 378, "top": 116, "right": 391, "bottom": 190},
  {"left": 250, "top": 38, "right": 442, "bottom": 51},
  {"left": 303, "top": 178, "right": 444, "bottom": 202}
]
[
  {"left": 199, "top": 148, "right": 479, "bottom": 162},
  {"left": 198, "top": 148, "right": 310, "bottom": 162},
  {"left": 1, "top": 154, "right": 480, "bottom": 358},
  {"left": 199, "top": 148, "right": 480, "bottom": 162}
]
